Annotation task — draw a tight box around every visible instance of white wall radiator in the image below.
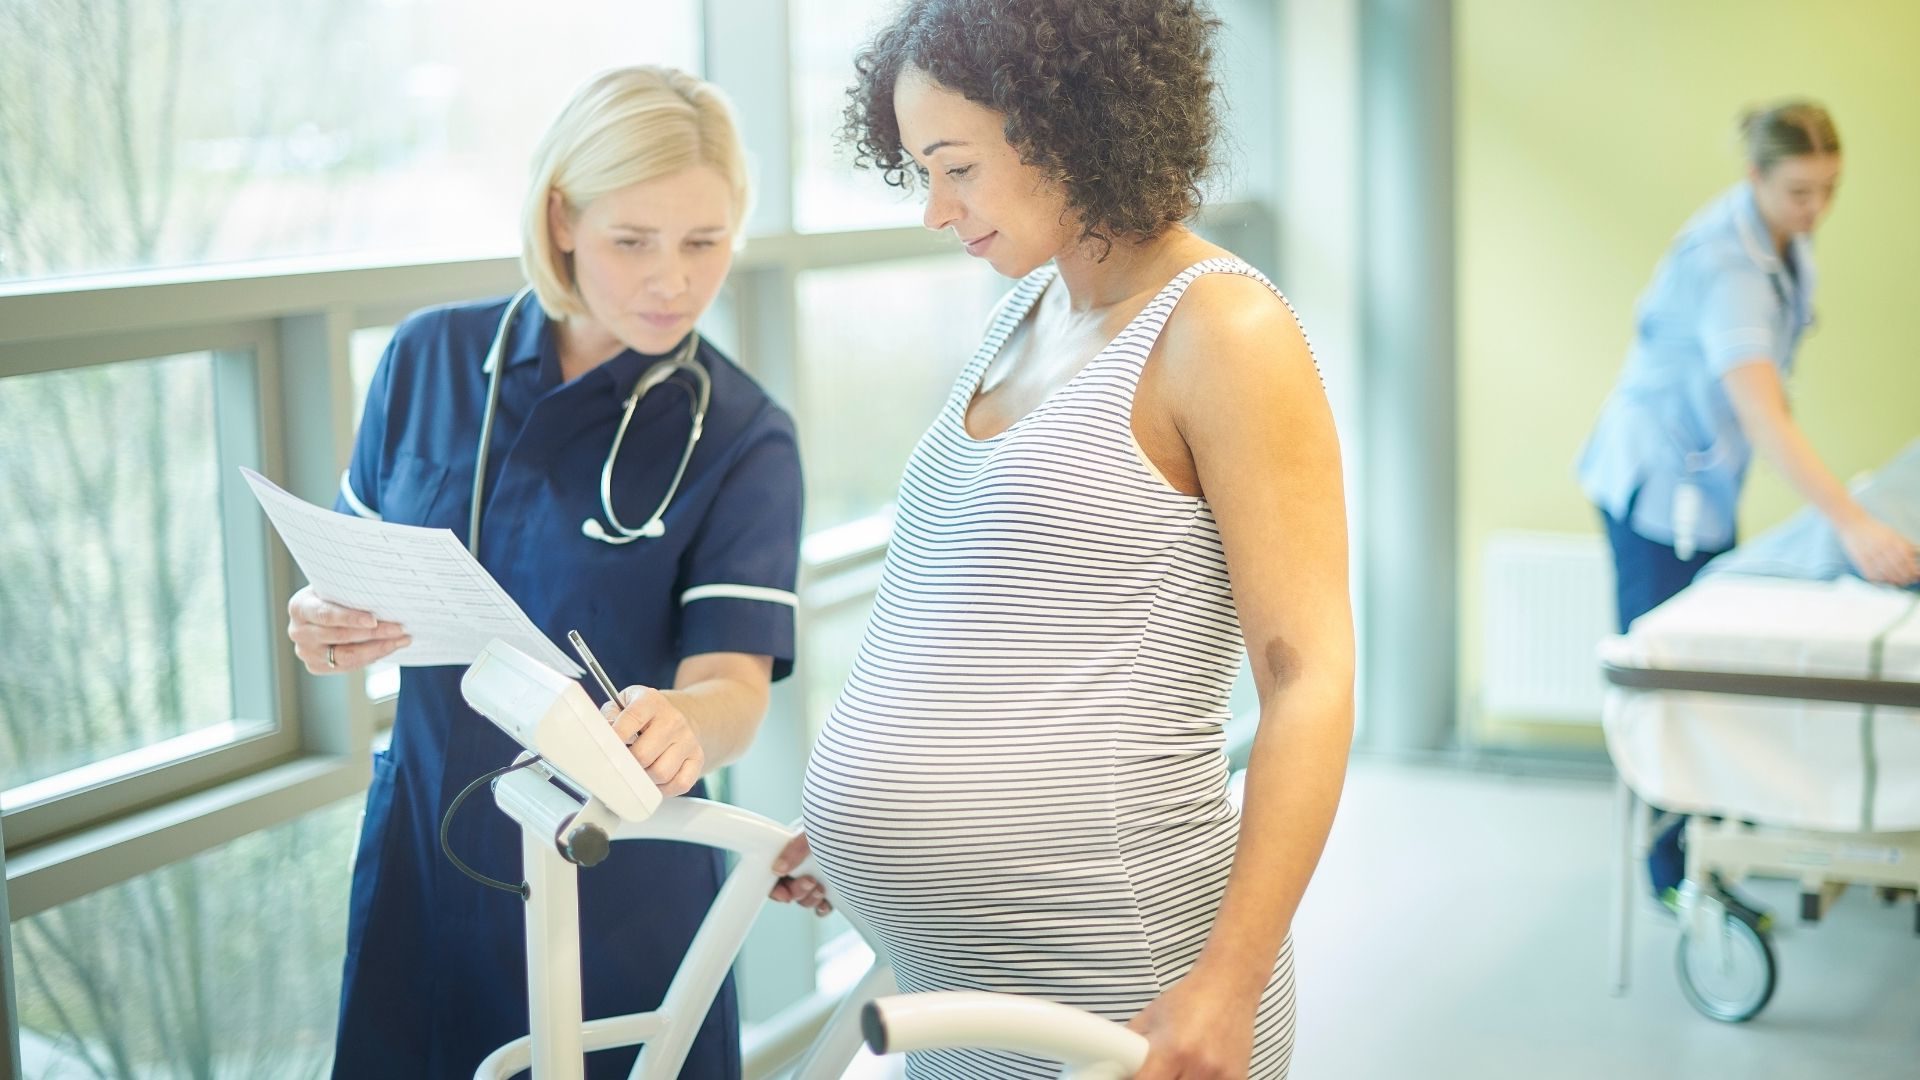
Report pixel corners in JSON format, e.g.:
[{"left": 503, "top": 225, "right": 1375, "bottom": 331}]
[{"left": 1480, "top": 530, "right": 1617, "bottom": 725}]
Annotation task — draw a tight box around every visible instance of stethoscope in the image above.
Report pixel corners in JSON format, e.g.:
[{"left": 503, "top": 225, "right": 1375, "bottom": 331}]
[{"left": 469, "top": 286, "right": 710, "bottom": 556}]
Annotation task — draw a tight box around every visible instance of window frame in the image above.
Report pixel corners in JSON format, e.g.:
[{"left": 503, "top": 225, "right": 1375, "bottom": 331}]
[
  {"left": 0, "top": 258, "right": 522, "bottom": 916},
  {"left": 0, "top": 326, "right": 297, "bottom": 850}
]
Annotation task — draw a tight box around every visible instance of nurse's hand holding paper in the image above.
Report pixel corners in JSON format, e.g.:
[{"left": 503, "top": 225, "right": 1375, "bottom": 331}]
[{"left": 286, "top": 586, "right": 409, "bottom": 674}]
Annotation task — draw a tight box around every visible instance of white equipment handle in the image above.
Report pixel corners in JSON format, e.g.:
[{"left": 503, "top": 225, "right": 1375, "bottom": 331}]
[{"left": 862, "top": 992, "right": 1150, "bottom": 1080}]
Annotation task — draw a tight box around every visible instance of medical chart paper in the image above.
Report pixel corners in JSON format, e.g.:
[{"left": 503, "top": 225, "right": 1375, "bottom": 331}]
[{"left": 240, "top": 468, "right": 583, "bottom": 676}]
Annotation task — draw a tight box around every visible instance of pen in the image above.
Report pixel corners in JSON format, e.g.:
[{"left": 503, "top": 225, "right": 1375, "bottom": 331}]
[{"left": 567, "top": 629, "right": 627, "bottom": 710}]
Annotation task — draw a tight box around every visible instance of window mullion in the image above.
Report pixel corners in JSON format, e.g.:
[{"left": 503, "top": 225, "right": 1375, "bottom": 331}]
[
  {"left": 2, "top": 835, "right": 19, "bottom": 1080},
  {"left": 212, "top": 344, "right": 283, "bottom": 748},
  {"left": 273, "top": 311, "right": 370, "bottom": 759},
  {"left": 705, "top": 0, "right": 796, "bottom": 238}
]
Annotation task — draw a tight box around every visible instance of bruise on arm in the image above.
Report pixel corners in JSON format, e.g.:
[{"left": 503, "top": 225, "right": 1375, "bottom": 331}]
[{"left": 1262, "top": 635, "right": 1304, "bottom": 695}]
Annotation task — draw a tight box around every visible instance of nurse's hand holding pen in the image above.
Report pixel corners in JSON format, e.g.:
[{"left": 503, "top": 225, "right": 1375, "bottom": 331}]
[
  {"left": 286, "top": 585, "right": 411, "bottom": 674},
  {"left": 602, "top": 688, "right": 705, "bottom": 798}
]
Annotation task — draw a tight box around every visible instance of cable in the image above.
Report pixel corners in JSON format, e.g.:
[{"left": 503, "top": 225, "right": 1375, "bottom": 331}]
[{"left": 439, "top": 755, "right": 544, "bottom": 900}]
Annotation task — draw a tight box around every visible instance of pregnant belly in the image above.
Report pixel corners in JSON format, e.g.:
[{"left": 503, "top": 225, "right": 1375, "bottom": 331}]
[{"left": 800, "top": 708, "right": 1125, "bottom": 915}]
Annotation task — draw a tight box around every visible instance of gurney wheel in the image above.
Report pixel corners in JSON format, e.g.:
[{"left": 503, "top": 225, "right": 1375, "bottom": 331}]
[{"left": 1675, "top": 909, "right": 1776, "bottom": 1023}]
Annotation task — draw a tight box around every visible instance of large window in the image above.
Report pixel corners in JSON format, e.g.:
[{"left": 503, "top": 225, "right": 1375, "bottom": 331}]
[
  {"left": 794, "top": 257, "right": 1006, "bottom": 531},
  {"left": 12, "top": 798, "right": 360, "bottom": 1078},
  {"left": 0, "top": 0, "right": 700, "bottom": 285},
  {"left": 0, "top": 353, "right": 254, "bottom": 802},
  {"left": 791, "top": 0, "right": 922, "bottom": 233}
]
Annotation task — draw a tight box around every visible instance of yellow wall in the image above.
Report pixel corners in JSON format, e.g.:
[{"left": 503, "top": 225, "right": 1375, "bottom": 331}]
[{"left": 1456, "top": 0, "right": 1920, "bottom": 742}]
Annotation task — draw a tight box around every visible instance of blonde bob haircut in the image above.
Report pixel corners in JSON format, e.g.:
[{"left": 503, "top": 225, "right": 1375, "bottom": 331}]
[{"left": 521, "top": 65, "right": 752, "bottom": 319}]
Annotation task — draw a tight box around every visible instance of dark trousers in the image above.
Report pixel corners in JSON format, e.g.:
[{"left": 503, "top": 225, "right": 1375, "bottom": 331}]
[{"left": 1599, "top": 507, "right": 1731, "bottom": 633}]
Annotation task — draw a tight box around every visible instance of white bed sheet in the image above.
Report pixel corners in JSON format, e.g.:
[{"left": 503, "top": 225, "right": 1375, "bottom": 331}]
[{"left": 1600, "top": 577, "right": 1920, "bottom": 831}]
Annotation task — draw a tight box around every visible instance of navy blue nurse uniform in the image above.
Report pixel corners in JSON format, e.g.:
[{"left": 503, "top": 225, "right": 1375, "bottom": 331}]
[{"left": 329, "top": 294, "right": 802, "bottom": 1079}]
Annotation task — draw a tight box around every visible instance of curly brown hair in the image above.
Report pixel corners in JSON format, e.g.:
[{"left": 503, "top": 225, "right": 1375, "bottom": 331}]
[{"left": 845, "top": 0, "right": 1223, "bottom": 258}]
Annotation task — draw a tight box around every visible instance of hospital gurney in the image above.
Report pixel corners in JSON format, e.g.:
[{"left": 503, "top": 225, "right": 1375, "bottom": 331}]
[
  {"left": 459, "top": 639, "right": 1151, "bottom": 1078},
  {"left": 1598, "top": 575, "right": 1920, "bottom": 1023}
]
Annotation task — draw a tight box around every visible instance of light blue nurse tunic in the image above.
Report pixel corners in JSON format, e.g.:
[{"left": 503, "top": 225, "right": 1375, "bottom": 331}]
[{"left": 1578, "top": 182, "right": 1817, "bottom": 551}]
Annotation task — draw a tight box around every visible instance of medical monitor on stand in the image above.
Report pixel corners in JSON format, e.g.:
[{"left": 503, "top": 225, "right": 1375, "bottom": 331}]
[{"left": 461, "top": 639, "right": 662, "bottom": 825}]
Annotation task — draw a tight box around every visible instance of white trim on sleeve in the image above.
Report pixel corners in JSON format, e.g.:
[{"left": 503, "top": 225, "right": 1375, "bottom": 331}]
[
  {"left": 339, "top": 471, "right": 382, "bottom": 521},
  {"left": 680, "top": 584, "right": 799, "bottom": 608}
]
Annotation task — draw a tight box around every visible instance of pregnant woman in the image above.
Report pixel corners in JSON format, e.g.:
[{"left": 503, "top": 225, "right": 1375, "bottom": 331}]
[{"left": 774, "top": 2, "right": 1354, "bottom": 1077}]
